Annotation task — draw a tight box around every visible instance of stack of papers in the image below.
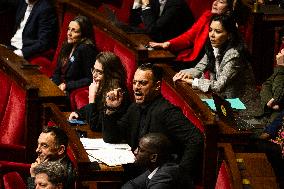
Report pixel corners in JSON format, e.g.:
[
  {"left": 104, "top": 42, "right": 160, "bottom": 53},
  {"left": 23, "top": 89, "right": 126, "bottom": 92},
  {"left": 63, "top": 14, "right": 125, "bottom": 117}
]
[{"left": 80, "top": 138, "right": 135, "bottom": 166}]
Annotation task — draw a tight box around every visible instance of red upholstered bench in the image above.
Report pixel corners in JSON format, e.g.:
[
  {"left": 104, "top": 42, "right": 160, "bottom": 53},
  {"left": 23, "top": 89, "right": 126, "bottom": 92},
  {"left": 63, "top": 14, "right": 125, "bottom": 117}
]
[
  {"left": 2, "top": 172, "right": 27, "bottom": 189},
  {"left": 0, "top": 69, "right": 28, "bottom": 162}
]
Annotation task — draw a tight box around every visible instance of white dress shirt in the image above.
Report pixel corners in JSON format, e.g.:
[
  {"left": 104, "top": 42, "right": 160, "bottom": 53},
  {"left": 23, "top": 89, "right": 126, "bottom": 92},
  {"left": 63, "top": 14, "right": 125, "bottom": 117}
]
[{"left": 10, "top": 0, "right": 35, "bottom": 57}]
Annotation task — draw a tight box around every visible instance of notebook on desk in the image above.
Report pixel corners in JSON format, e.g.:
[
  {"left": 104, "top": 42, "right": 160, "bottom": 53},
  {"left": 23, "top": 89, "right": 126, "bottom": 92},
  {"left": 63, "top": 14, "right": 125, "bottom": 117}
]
[{"left": 212, "top": 93, "right": 262, "bottom": 131}]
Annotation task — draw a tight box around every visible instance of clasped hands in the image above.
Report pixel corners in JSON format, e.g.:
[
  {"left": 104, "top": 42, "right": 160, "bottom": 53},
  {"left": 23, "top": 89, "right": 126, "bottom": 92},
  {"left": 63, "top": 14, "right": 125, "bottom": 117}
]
[{"left": 173, "top": 70, "right": 194, "bottom": 85}]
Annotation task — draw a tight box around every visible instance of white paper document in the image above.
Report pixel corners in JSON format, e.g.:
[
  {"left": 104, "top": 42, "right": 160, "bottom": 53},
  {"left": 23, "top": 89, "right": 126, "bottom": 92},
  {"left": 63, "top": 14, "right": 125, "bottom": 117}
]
[{"left": 80, "top": 138, "right": 135, "bottom": 166}]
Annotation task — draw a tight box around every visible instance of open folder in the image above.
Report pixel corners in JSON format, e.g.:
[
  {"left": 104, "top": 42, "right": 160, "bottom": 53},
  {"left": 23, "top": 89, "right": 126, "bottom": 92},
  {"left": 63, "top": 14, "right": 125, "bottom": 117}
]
[{"left": 80, "top": 138, "right": 135, "bottom": 166}]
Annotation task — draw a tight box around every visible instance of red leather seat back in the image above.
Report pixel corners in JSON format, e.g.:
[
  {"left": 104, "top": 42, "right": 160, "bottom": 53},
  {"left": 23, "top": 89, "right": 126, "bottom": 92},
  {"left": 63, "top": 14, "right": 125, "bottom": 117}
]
[
  {"left": 161, "top": 81, "right": 204, "bottom": 132},
  {"left": 3, "top": 172, "right": 26, "bottom": 189},
  {"left": 215, "top": 161, "right": 232, "bottom": 189},
  {"left": 0, "top": 70, "right": 26, "bottom": 145}
]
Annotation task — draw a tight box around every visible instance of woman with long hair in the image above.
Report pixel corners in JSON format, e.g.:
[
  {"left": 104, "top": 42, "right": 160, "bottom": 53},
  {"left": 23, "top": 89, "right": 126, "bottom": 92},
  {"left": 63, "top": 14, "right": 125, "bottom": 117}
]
[
  {"left": 173, "top": 14, "right": 261, "bottom": 116},
  {"left": 68, "top": 52, "right": 130, "bottom": 131},
  {"left": 51, "top": 15, "right": 98, "bottom": 94}
]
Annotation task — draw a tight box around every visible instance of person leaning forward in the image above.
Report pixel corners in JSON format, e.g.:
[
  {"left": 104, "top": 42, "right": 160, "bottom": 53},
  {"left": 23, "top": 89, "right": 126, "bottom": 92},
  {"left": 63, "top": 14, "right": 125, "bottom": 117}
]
[{"left": 102, "top": 63, "right": 203, "bottom": 185}]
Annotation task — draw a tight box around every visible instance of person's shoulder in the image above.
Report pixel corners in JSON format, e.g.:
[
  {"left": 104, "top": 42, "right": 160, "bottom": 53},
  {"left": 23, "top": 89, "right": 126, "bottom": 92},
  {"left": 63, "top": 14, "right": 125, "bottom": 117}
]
[
  {"left": 223, "top": 48, "right": 241, "bottom": 60},
  {"left": 153, "top": 96, "right": 180, "bottom": 111},
  {"left": 150, "top": 164, "right": 181, "bottom": 184},
  {"left": 77, "top": 43, "right": 96, "bottom": 52},
  {"left": 35, "top": 0, "right": 55, "bottom": 9}
]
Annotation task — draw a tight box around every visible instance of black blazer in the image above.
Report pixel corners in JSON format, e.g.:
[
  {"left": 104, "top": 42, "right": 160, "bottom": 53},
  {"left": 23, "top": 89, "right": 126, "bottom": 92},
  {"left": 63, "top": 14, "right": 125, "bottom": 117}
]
[
  {"left": 129, "top": 0, "right": 194, "bottom": 42},
  {"left": 51, "top": 43, "right": 98, "bottom": 92},
  {"left": 121, "top": 163, "right": 190, "bottom": 189},
  {"left": 2, "top": 0, "right": 58, "bottom": 59},
  {"left": 103, "top": 96, "right": 203, "bottom": 179}
]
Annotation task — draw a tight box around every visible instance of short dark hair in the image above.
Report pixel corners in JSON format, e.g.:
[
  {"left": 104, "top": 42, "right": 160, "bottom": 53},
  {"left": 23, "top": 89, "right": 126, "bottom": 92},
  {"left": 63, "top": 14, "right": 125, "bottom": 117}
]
[
  {"left": 42, "top": 126, "right": 68, "bottom": 153},
  {"left": 138, "top": 63, "right": 163, "bottom": 82},
  {"left": 141, "top": 133, "right": 173, "bottom": 163},
  {"left": 34, "top": 161, "right": 66, "bottom": 186}
]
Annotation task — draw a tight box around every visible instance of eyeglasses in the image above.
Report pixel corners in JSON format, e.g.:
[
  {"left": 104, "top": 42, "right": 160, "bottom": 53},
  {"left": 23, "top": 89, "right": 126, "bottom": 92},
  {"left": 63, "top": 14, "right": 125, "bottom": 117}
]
[{"left": 91, "top": 68, "right": 103, "bottom": 76}]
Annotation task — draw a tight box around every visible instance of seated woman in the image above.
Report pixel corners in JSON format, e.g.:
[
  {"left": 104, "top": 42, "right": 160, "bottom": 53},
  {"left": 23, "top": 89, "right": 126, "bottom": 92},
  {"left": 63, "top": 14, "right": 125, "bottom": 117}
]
[
  {"left": 68, "top": 52, "right": 130, "bottom": 131},
  {"left": 173, "top": 14, "right": 261, "bottom": 117},
  {"left": 149, "top": 0, "right": 235, "bottom": 65},
  {"left": 51, "top": 15, "right": 98, "bottom": 94}
]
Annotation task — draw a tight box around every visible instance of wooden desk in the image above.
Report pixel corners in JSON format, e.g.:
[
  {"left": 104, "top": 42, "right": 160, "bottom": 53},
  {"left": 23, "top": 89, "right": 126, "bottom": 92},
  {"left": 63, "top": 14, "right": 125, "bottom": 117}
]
[
  {"left": 0, "top": 46, "right": 65, "bottom": 103},
  {"left": 43, "top": 103, "right": 123, "bottom": 189},
  {"left": 247, "top": 5, "right": 284, "bottom": 84}
]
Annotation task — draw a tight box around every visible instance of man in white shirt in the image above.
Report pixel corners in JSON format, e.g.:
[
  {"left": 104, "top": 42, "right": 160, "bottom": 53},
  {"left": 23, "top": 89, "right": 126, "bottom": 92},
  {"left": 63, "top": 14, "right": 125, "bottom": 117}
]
[{"left": 1, "top": 0, "right": 57, "bottom": 59}]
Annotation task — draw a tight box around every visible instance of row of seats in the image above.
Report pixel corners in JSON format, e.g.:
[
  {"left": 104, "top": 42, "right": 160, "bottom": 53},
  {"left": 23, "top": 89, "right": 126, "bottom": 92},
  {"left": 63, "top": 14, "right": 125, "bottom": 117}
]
[{"left": 0, "top": 0, "right": 239, "bottom": 188}]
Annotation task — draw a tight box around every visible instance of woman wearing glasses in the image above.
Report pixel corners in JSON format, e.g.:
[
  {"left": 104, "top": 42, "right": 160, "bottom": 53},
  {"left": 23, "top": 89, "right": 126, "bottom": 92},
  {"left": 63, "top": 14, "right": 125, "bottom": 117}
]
[
  {"left": 68, "top": 52, "right": 130, "bottom": 131},
  {"left": 51, "top": 15, "right": 98, "bottom": 94}
]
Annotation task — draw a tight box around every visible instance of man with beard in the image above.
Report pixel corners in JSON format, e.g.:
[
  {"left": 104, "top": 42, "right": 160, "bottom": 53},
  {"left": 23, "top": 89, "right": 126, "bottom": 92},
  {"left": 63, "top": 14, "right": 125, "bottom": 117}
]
[
  {"left": 103, "top": 63, "right": 203, "bottom": 185},
  {"left": 27, "top": 126, "right": 75, "bottom": 189},
  {"left": 122, "top": 133, "right": 188, "bottom": 189}
]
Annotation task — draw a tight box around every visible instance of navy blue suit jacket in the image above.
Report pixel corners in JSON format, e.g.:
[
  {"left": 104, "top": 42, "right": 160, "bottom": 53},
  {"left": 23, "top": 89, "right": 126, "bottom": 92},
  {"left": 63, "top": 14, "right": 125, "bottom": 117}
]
[
  {"left": 2, "top": 0, "right": 57, "bottom": 59},
  {"left": 129, "top": 0, "right": 194, "bottom": 42}
]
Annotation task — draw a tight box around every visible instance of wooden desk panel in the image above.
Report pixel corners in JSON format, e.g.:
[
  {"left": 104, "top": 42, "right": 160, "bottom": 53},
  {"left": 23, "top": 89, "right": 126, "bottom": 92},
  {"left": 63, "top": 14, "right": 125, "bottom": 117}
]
[{"left": 0, "top": 46, "right": 65, "bottom": 103}]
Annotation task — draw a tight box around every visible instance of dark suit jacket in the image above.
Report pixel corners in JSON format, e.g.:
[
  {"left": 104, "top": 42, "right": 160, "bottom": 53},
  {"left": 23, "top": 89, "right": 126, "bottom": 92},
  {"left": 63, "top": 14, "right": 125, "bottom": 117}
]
[
  {"left": 2, "top": 0, "right": 57, "bottom": 59},
  {"left": 129, "top": 0, "right": 194, "bottom": 42},
  {"left": 122, "top": 163, "right": 192, "bottom": 189},
  {"left": 51, "top": 43, "right": 98, "bottom": 92},
  {"left": 103, "top": 96, "right": 203, "bottom": 179}
]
